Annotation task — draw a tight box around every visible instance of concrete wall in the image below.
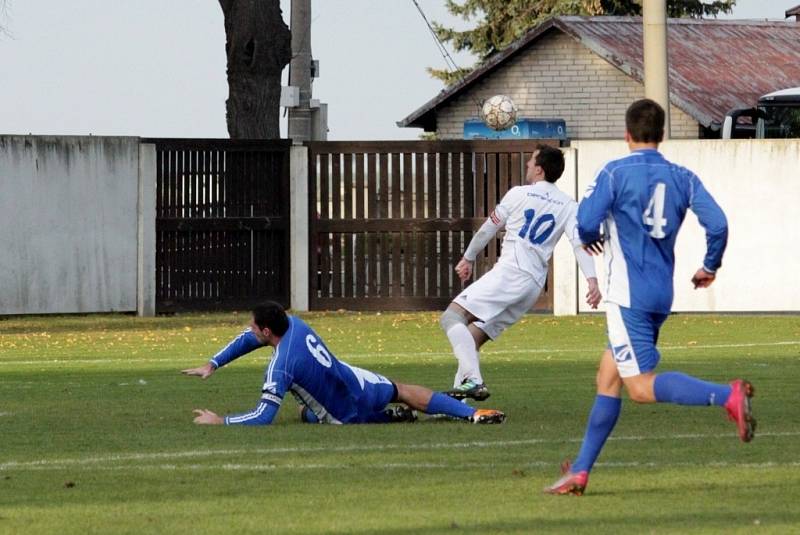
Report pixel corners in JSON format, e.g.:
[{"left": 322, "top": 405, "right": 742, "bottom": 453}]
[
  {"left": 435, "top": 31, "right": 699, "bottom": 140},
  {"left": 290, "top": 146, "right": 309, "bottom": 312},
  {"left": 552, "top": 147, "right": 579, "bottom": 315},
  {"left": 0, "top": 136, "right": 155, "bottom": 315},
  {"left": 563, "top": 139, "right": 800, "bottom": 313},
  {"left": 3, "top": 137, "right": 795, "bottom": 315}
]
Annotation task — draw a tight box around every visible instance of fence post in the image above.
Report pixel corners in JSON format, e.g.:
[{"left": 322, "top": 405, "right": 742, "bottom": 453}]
[
  {"left": 290, "top": 145, "right": 310, "bottom": 311},
  {"left": 137, "top": 143, "right": 157, "bottom": 316},
  {"left": 553, "top": 147, "right": 579, "bottom": 316}
]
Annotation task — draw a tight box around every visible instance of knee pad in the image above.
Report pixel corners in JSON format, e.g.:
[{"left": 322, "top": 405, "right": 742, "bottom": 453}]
[{"left": 440, "top": 308, "right": 468, "bottom": 332}]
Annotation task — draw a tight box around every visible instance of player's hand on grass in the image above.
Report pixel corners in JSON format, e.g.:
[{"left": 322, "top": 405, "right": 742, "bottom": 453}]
[
  {"left": 455, "top": 257, "right": 474, "bottom": 282},
  {"left": 586, "top": 277, "right": 602, "bottom": 309},
  {"left": 181, "top": 363, "right": 215, "bottom": 379},
  {"left": 691, "top": 268, "right": 716, "bottom": 289},
  {"left": 582, "top": 239, "right": 604, "bottom": 256},
  {"left": 192, "top": 409, "right": 224, "bottom": 425}
]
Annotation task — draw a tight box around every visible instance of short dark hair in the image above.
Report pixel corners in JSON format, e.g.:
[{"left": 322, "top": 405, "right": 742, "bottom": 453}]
[
  {"left": 625, "top": 99, "right": 665, "bottom": 143},
  {"left": 252, "top": 301, "right": 290, "bottom": 336},
  {"left": 534, "top": 144, "right": 565, "bottom": 183}
]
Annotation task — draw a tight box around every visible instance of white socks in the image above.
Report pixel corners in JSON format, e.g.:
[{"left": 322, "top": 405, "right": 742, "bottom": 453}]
[{"left": 445, "top": 324, "right": 483, "bottom": 387}]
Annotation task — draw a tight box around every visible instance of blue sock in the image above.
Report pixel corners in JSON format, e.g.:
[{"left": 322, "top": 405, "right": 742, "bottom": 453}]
[
  {"left": 300, "top": 406, "right": 320, "bottom": 424},
  {"left": 654, "top": 372, "right": 731, "bottom": 406},
  {"left": 426, "top": 392, "right": 476, "bottom": 419},
  {"left": 571, "top": 395, "right": 622, "bottom": 473}
]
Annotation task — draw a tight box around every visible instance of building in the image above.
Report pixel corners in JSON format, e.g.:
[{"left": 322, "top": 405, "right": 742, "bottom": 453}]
[{"left": 398, "top": 16, "right": 800, "bottom": 140}]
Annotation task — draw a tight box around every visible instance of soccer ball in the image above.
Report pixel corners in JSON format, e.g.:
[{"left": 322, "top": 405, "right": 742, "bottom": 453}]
[{"left": 480, "top": 95, "right": 518, "bottom": 130}]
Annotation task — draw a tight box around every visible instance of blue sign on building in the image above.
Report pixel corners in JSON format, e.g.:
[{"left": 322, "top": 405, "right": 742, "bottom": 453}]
[{"left": 463, "top": 118, "right": 567, "bottom": 141}]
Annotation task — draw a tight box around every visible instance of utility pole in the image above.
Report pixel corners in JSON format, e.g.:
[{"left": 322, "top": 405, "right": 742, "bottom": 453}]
[
  {"left": 288, "top": 0, "right": 312, "bottom": 143},
  {"left": 642, "top": 0, "right": 671, "bottom": 139}
]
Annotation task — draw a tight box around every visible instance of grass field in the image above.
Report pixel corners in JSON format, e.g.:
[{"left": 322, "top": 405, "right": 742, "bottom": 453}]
[{"left": 1, "top": 311, "right": 799, "bottom": 534}]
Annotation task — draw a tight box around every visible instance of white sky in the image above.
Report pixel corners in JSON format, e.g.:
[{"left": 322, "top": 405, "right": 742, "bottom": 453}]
[{"left": 0, "top": 0, "right": 797, "bottom": 140}]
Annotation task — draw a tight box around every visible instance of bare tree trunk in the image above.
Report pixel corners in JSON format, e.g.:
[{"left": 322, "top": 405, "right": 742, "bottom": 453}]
[{"left": 219, "top": 0, "right": 291, "bottom": 139}]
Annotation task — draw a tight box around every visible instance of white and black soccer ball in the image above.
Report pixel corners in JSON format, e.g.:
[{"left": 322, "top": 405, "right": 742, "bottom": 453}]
[{"left": 480, "top": 95, "right": 518, "bottom": 131}]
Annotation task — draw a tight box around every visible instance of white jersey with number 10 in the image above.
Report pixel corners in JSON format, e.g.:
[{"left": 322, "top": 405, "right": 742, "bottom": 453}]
[{"left": 491, "top": 181, "right": 582, "bottom": 286}]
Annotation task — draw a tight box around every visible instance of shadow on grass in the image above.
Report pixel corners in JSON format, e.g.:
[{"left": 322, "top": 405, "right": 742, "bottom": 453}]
[{"left": 339, "top": 511, "right": 800, "bottom": 534}]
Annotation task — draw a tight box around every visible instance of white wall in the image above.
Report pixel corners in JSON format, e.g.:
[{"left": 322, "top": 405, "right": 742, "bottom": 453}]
[
  {"left": 552, "top": 147, "right": 579, "bottom": 315},
  {"left": 569, "top": 139, "right": 800, "bottom": 313},
  {"left": 2, "top": 137, "right": 796, "bottom": 315},
  {"left": 0, "top": 136, "right": 155, "bottom": 315}
]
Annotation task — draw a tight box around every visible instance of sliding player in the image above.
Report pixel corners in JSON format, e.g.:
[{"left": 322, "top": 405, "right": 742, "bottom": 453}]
[{"left": 182, "top": 301, "right": 505, "bottom": 425}]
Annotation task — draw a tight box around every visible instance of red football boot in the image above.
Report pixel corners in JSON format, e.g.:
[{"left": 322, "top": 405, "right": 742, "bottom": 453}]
[
  {"left": 724, "top": 379, "right": 756, "bottom": 442},
  {"left": 543, "top": 460, "right": 589, "bottom": 496}
]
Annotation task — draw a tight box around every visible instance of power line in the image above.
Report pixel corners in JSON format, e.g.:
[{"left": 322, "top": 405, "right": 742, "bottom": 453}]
[
  {"left": 410, "top": 0, "right": 486, "bottom": 112},
  {"left": 410, "top": 0, "right": 462, "bottom": 75}
]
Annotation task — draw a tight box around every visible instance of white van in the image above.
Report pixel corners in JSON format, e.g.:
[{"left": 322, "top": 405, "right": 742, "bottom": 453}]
[{"left": 722, "top": 87, "right": 800, "bottom": 139}]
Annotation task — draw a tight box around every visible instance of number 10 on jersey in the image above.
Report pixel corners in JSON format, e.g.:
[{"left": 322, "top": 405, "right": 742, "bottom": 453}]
[{"left": 518, "top": 209, "right": 556, "bottom": 245}]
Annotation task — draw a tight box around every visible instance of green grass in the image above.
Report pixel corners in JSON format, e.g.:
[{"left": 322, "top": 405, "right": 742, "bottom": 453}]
[{"left": 1, "top": 312, "right": 799, "bottom": 534}]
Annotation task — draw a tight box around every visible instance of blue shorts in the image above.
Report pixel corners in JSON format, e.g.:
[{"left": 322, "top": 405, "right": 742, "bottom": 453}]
[
  {"left": 300, "top": 369, "right": 397, "bottom": 424},
  {"left": 605, "top": 303, "right": 669, "bottom": 377},
  {"left": 354, "top": 377, "right": 397, "bottom": 423}
]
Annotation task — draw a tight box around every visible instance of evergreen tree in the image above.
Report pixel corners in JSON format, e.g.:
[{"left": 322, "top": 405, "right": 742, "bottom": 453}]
[{"left": 429, "top": 0, "right": 735, "bottom": 84}]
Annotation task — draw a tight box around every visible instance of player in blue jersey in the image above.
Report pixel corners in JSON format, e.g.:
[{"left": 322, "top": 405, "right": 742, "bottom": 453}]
[
  {"left": 182, "top": 301, "right": 505, "bottom": 426},
  {"left": 545, "top": 99, "right": 755, "bottom": 496}
]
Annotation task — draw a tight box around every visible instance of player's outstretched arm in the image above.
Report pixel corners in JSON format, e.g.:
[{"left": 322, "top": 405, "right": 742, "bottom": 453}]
[
  {"left": 461, "top": 216, "right": 504, "bottom": 277},
  {"left": 191, "top": 401, "right": 282, "bottom": 425},
  {"left": 184, "top": 328, "right": 265, "bottom": 377},
  {"left": 192, "top": 409, "right": 224, "bottom": 425},
  {"left": 181, "top": 362, "right": 216, "bottom": 379},
  {"left": 222, "top": 401, "right": 281, "bottom": 426}
]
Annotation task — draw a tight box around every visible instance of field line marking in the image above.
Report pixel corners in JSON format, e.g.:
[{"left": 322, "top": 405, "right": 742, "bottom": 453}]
[
  {"left": 3, "top": 340, "right": 799, "bottom": 366},
  {"left": 2, "top": 431, "right": 799, "bottom": 471},
  {"left": 6, "top": 459, "right": 800, "bottom": 473}
]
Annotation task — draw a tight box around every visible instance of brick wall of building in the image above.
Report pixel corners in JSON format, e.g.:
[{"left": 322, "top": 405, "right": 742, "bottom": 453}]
[{"left": 434, "top": 31, "right": 699, "bottom": 140}]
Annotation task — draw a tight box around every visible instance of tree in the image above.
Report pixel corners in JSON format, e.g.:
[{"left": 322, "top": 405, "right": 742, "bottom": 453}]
[
  {"left": 429, "top": 0, "right": 735, "bottom": 84},
  {"left": 219, "top": 0, "right": 291, "bottom": 139}
]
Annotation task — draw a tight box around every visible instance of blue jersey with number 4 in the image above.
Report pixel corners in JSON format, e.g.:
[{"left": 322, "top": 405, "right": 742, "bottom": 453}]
[
  {"left": 577, "top": 149, "right": 727, "bottom": 313},
  {"left": 209, "top": 316, "right": 394, "bottom": 425}
]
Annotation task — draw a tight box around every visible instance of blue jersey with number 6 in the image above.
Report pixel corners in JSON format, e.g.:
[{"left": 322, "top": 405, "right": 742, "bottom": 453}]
[
  {"left": 209, "top": 316, "right": 394, "bottom": 425},
  {"left": 577, "top": 148, "right": 728, "bottom": 313}
]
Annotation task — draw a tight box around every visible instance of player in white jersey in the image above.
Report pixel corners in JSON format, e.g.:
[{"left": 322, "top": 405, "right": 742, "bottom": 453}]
[{"left": 440, "top": 144, "right": 602, "bottom": 401}]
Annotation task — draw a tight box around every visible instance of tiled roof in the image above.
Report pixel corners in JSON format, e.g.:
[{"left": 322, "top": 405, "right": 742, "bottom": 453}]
[{"left": 399, "top": 16, "right": 800, "bottom": 131}]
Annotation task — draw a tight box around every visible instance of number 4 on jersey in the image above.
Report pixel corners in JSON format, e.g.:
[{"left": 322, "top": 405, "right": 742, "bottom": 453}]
[{"left": 643, "top": 183, "right": 668, "bottom": 239}]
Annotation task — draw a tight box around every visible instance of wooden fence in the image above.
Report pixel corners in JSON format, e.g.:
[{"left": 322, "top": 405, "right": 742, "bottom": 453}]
[
  {"left": 308, "top": 140, "right": 555, "bottom": 311},
  {"left": 148, "top": 139, "right": 291, "bottom": 312}
]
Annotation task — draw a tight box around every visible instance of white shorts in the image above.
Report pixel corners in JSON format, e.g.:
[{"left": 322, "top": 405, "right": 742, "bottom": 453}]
[{"left": 453, "top": 263, "right": 543, "bottom": 340}]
